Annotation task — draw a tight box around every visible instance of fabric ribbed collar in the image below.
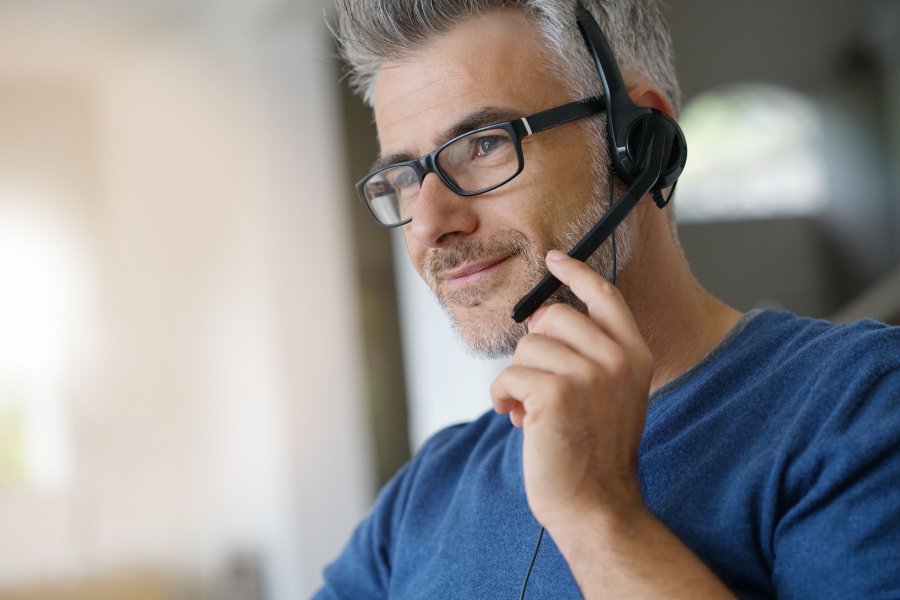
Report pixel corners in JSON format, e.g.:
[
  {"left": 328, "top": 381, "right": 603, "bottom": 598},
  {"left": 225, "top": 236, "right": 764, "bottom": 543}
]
[{"left": 648, "top": 309, "right": 764, "bottom": 405}]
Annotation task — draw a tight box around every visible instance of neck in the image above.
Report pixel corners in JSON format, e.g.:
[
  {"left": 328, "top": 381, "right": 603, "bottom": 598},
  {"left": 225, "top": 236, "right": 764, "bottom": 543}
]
[{"left": 615, "top": 205, "right": 743, "bottom": 393}]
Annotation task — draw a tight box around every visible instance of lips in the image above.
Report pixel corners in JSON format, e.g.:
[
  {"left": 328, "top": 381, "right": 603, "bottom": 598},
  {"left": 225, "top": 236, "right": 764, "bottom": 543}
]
[{"left": 439, "top": 256, "right": 511, "bottom": 284}]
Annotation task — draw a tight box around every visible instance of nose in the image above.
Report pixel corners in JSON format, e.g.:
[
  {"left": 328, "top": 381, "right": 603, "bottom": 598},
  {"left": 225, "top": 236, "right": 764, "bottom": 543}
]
[{"left": 405, "top": 173, "right": 478, "bottom": 248}]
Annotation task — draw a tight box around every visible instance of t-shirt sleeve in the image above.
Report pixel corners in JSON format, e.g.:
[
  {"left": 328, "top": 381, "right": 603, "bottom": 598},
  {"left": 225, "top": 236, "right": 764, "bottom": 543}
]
[
  {"left": 772, "top": 366, "right": 900, "bottom": 599},
  {"left": 311, "top": 457, "right": 417, "bottom": 600},
  {"left": 312, "top": 422, "right": 467, "bottom": 599}
]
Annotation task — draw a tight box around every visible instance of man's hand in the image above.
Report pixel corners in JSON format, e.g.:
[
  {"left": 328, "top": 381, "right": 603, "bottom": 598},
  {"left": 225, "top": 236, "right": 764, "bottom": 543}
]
[
  {"left": 491, "top": 250, "right": 734, "bottom": 599},
  {"left": 491, "top": 249, "right": 653, "bottom": 530}
]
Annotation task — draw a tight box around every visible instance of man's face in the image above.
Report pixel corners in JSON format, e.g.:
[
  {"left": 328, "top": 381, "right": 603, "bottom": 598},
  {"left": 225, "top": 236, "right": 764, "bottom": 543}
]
[{"left": 373, "top": 8, "right": 620, "bottom": 357}]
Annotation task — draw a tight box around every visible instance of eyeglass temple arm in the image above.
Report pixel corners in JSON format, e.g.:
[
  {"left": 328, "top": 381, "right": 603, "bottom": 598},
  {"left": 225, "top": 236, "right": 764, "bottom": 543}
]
[{"left": 521, "top": 97, "right": 605, "bottom": 136}]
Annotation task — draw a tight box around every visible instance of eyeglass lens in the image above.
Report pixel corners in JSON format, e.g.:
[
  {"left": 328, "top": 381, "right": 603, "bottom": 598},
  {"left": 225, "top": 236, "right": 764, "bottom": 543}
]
[{"left": 361, "top": 127, "right": 519, "bottom": 226}]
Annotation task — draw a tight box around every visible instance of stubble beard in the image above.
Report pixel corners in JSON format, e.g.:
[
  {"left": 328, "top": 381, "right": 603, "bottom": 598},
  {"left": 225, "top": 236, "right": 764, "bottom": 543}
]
[{"left": 424, "top": 172, "right": 633, "bottom": 359}]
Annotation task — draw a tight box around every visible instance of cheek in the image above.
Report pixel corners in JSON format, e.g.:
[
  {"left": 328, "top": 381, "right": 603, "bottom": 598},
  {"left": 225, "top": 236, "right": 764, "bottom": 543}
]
[
  {"left": 509, "top": 169, "right": 591, "bottom": 238},
  {"left": 517, "top": 143, "right": 596, "bottom": 212}
]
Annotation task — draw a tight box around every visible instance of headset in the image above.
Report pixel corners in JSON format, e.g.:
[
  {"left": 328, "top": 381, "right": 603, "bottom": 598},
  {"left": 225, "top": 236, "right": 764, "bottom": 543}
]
[{"left": 510, "top": 0, "right": 687, "bottom": 323}]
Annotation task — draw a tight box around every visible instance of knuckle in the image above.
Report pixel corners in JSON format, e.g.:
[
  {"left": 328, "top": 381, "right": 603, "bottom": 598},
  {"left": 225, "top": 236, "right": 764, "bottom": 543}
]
[
  {"left": 545, "top": 376, "right": 574, "bottom": 401},
  {"left": 583, "top": 370, "right": 605, "bottom": 392},
  {"left": 514, "top": 333, "right": 541, "bottom": 356},
  {"left": 631, "top": 345, "right": 653, "bottom": 376},
  {"left": 568, "top": 354, "right": 599, "bottom": 383},
  {"left": 601, "top": 279, "right": 620, "bottom": 295},
  {"left": 606, "top": 349, "right": 630, "bottom": 378},
  {"left": 490, "top": 372, "right": 514, "bottom": 400},
  {"left": 588, "top": 277, "right": 614, "bottom": 299}
]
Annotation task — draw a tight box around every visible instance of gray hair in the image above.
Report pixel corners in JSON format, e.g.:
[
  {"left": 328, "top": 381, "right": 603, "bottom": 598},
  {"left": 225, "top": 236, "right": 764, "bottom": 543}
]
[{"left": 332, "top": 0, "right": 682, "bottom": 115}]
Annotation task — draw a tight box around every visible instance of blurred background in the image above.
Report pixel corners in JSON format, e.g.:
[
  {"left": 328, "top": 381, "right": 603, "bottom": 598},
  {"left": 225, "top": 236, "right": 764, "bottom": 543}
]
[{"left": 0, "top": 0, "right": 897, "bottom": 598}]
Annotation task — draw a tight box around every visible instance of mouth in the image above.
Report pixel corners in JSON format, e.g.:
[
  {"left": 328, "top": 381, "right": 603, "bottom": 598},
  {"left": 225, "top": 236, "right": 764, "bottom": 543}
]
[{"left": 439, "top": 255, "right": 512, "bottom": 288}]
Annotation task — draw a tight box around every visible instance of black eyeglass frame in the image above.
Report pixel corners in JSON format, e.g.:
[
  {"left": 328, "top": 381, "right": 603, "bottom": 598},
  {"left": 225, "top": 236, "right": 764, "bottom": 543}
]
[{"left": 356, "top": 96, "right": 606, "bottom": 228}]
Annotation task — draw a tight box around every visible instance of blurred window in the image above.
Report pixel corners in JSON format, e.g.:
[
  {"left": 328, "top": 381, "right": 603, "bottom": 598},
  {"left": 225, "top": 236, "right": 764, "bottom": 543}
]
[
  {"left": 0, "top": 200, "right": 83, "bottom": 492},
  {"left": 676, "top": 85, "right": 828, "bottom": 222}
]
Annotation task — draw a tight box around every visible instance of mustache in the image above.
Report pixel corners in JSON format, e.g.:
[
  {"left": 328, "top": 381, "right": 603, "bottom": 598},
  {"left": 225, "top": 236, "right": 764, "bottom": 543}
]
[{"left": 424, "top": 230, "right": 532, "bottom": 283}]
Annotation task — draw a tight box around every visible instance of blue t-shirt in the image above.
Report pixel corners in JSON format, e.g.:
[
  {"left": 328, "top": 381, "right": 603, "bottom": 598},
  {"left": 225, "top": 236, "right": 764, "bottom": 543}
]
[{"left": 315, "top": 310, "right": 900, "bottom": 598}]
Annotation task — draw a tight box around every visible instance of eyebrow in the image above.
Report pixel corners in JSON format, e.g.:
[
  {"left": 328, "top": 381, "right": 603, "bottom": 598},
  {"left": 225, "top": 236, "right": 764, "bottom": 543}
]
[{"left": 370, "top": 106, "right": 522, "bottom": 172}]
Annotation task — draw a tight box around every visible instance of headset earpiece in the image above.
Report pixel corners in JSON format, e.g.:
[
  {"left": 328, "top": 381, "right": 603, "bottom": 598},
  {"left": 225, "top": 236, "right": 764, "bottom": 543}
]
[
  {"left": 619, "top": 110, "right": 687, "bottom": 190},
  {"left": 575, "top": 0, "right": 687, "bottom": 195}
]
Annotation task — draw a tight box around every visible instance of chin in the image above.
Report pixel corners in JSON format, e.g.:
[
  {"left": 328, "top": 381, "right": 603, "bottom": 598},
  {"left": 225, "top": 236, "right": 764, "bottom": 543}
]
[{"left": 447, "top": 302, "right": 528, "bottom": 359}]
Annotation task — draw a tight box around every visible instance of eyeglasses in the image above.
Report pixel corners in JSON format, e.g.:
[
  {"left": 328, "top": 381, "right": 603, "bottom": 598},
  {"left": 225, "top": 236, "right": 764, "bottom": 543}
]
[{"left": 356, "top": 96, "right": 605, "bottom": 227}]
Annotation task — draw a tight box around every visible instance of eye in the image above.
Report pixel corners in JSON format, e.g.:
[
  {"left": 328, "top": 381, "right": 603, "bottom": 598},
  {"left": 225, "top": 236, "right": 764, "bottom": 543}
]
[
  {"left": 390, "top": 168, "right": 418, "bottom": 190},
  {"left": 471, "top": 135, "right": 505, "bottom": 158}
]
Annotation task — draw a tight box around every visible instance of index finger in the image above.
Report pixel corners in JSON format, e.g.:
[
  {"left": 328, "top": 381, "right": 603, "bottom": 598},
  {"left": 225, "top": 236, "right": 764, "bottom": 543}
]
[{"left": 543, "top": 250, "right": 642, "bottom": 346}]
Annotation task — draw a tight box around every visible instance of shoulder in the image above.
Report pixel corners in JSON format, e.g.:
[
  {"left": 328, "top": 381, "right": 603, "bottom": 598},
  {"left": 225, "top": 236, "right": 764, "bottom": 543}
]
[
  {"left": 375, "top": 409, "right": 512, "bottom": 510},
  {"left": 650, "top": 310, "right": 900, "bottom": 454},
  {"left": 417, "top": 409, "right": 512, "bottom": 453},
  {"left": 727, "top": 309, "right": 900, "bottom": 385},
  {"left": 367, "top": 410, "right": 516, "bottom": 560},
  {"left": 408, "top": 409, "right": 514, "bottom": 481},
  {"left": 736, "top": 311, "right": 900, "bottom": 493},
  {"left": 372, "top": 410, "right": 513, "bottom": 505},
  {"left": 315, "top": 411, "right": 512, "bottom": 598},
  {"left": 737, "top": 309, "right": 900, "bottom": 353},
  {"left": 750, "top": 315, "right": 900, "bottom": 596},
  {"left": 655, "top": 310, "right": 900, "bottom": 412}
]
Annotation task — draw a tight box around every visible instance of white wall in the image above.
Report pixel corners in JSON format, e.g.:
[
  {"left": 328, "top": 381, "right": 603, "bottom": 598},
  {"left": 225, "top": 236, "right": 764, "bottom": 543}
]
[
  {"left": 392, "top": 236, "right": 509, "bottom": 451},
  {"left": 0, "top": 2, "right": 371, "bottom": 598}
]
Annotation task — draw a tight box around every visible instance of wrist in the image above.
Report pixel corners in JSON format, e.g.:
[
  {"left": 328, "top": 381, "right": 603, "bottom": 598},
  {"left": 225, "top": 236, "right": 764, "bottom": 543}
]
[{"left": 544, "top": 494, "right": 649, "bottom": 559}]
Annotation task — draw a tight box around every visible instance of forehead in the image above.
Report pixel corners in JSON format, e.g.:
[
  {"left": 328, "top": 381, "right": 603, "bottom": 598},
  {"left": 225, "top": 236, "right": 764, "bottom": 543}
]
[{"left": 372, "top": 8, "right": 567, "bottom": 158}]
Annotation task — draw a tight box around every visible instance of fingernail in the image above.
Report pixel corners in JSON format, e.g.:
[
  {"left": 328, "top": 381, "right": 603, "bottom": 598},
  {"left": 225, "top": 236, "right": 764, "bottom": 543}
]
[
  {"left": 546, "top": 250, "right": 566, "bottom": 262},
  {"left": 526, "top": 306, "right": 547, "bottom": 327}
]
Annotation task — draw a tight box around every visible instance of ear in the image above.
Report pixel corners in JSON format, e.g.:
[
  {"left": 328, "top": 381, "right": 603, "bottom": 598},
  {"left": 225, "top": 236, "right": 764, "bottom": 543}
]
[{"left": 628, "top": 86, "right": 676, "bottom": 119}]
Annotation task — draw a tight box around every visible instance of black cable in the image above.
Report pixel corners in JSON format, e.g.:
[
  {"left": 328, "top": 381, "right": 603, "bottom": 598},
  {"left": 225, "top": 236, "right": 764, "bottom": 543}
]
[
  {"left": 518, "top": 164, "right": 619, "bottom": 600},
  {"left": 609, "top": 164, "right": 617, "bottom": 287},
  {"left": 611, "top": 228, "right": 617, "bottom": 285},
  {"left": 518, "top": 525, "right": 545, "bottom": 600},
  {"left": 652, "top": 180, "right": 678, "bottom": 209}
]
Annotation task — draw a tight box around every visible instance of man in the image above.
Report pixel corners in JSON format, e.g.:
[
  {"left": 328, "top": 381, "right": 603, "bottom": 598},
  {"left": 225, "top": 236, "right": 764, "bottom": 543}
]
[{"left": 317, "top": 0, "right": 900, "bottom": 597}]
